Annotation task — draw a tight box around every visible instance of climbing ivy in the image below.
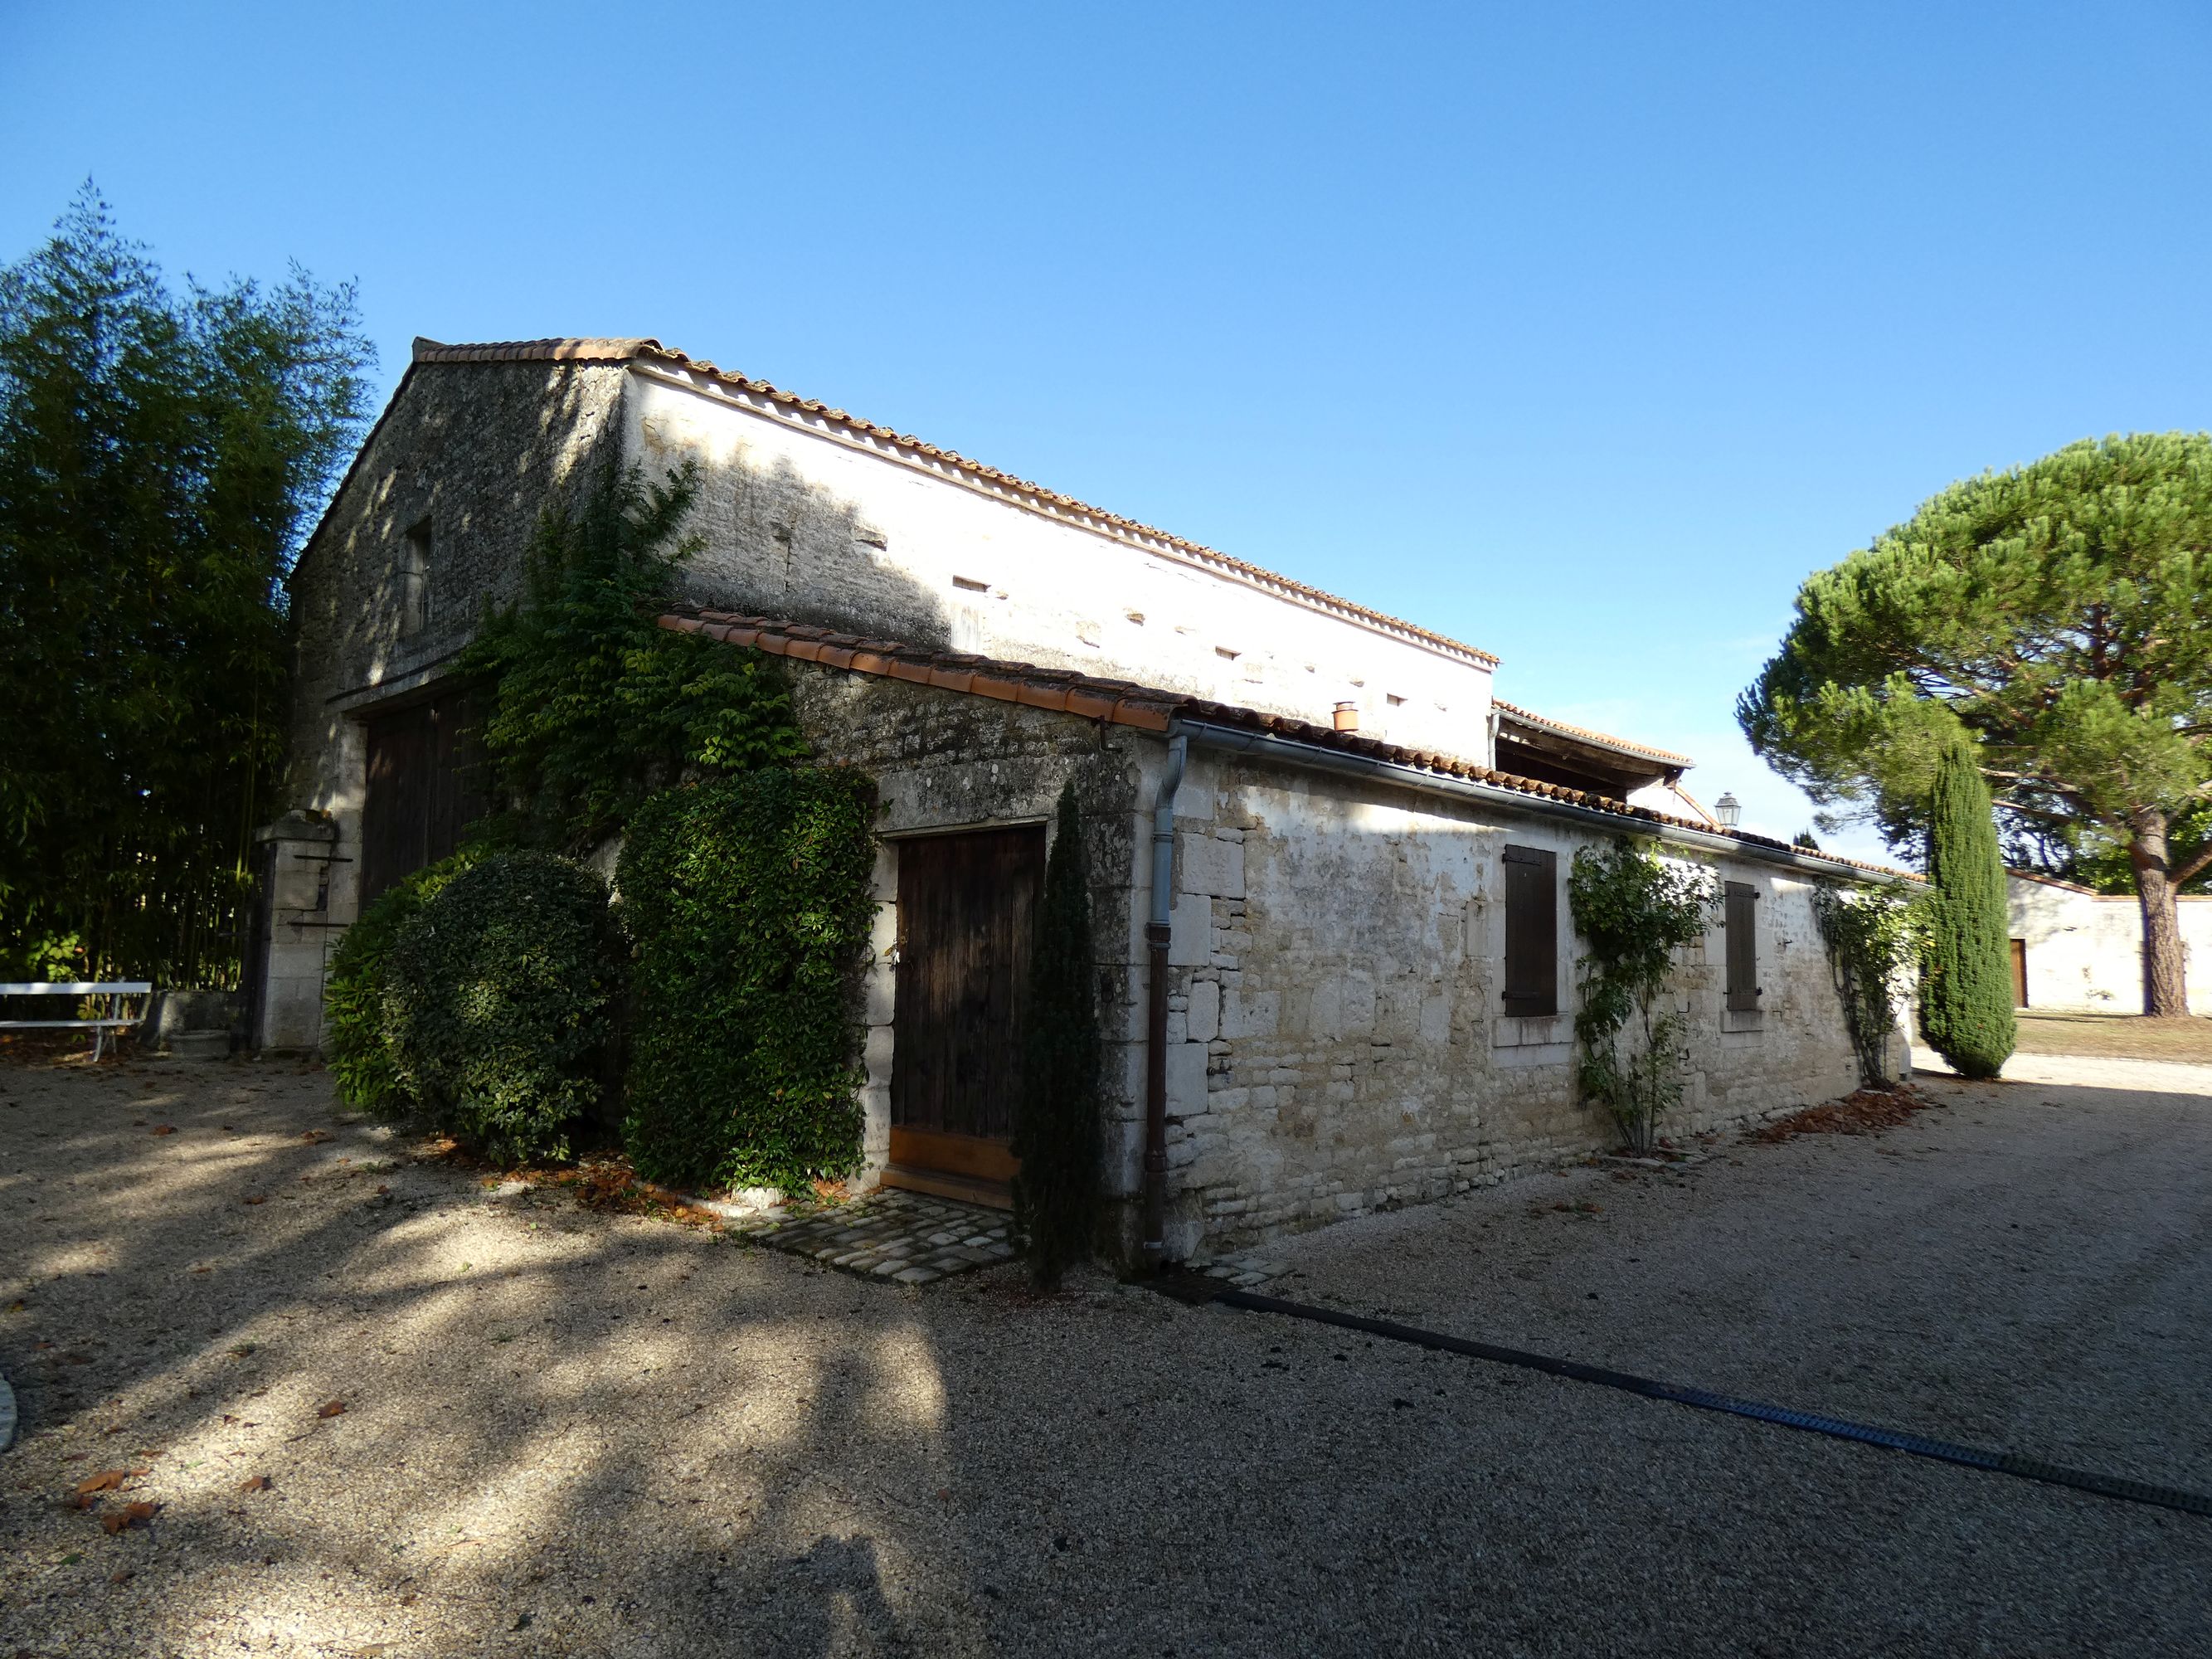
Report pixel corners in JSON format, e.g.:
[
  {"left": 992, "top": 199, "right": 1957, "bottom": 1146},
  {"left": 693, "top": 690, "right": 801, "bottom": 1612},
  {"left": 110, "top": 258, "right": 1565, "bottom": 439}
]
[
  {"left": 1013, "top": 785, "right": 1102, "bottom": 1287},
  {"left": 1811, "top": 883, "right": 1923, "bottom": 1087},
  {"left": 616, "top": 768, "right": 878, "bottom": 1194},
  {"left": 462, "top": 460, "right": 808, "bottom": 854},
  {"left": 1567, "top": 839, "right": 1719, "bottom": 1154}
]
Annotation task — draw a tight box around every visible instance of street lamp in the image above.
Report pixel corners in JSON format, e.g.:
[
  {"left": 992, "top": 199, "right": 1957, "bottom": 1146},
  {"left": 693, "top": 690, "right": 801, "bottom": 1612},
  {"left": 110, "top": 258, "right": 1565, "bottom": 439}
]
[{"left": 1714, "top": 792, "right": 1742, "bottom": 830}]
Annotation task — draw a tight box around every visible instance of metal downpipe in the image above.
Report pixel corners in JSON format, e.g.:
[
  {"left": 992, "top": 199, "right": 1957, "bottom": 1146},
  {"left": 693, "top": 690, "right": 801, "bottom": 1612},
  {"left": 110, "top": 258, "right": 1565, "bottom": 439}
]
[{"left": 1143, "top": 729, "right": 1189, "bottom": 1266}]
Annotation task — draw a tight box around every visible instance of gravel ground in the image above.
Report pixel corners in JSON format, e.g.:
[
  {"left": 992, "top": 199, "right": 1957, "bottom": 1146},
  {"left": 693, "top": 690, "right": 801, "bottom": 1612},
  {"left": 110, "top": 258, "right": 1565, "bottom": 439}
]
[{"left": 2, "top": 1057, "right": 2208, "bottom": 1657}]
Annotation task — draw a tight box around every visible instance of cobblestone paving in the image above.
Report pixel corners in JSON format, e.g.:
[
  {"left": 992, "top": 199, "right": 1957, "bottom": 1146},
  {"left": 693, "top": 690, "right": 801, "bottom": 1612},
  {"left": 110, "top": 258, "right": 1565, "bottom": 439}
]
[
  {"left": 719, "top": 1189, "right": 1291, "bottom": 1289},
  {"left": 1194, "top": 1252, "right": 1291, "bottom": 1289},
  {"left": 735, "top": 1190, "right": 1018, "bottom": 1284}
]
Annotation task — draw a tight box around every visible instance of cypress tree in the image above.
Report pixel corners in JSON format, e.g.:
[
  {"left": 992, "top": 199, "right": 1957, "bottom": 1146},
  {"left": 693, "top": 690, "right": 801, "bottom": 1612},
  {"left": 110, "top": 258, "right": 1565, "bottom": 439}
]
[
  {"left": 1013, "top": 784, "right": 1101, "bottom": 1287},
  {"left": 1922, "top": 739, "right": 2016, "bottom": 1078}
]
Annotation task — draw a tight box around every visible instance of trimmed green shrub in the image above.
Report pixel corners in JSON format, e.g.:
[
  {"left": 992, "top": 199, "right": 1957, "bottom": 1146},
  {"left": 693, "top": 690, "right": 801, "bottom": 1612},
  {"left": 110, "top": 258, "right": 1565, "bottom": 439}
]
[
  {"left": 1013, "top": 785, "right": 1102, "bottom": 1287},
  {"left": 382, "top": 851, "right": 622, "bottom": 1163},
  {"left": 1922, "top": 741, "right": 2016, "bottom": 1078},
  {"left": 618, "top": 768, "right": 878, "bottom": 1193},
  {"left": 323, "top": 850, "right": 480, "bottom": 1116}
]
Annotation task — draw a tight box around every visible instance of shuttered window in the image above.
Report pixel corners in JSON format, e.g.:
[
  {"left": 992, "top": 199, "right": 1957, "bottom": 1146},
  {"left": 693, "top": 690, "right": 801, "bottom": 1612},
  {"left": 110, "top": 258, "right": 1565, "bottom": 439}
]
[
  {"left": 1724, "top": 881, "right": 1760, "bottom": 1011},
  {"left": 1502, "top": 845, "right": 1558, "bottom": 1017}
]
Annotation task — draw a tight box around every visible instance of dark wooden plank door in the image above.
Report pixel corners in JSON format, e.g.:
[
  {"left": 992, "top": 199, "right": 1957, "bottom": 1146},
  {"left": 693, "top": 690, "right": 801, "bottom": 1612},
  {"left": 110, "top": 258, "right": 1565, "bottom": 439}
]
[
  {"left": 891, "top": 826, "right": 1044, "bottom": 1153},
  {"left": 360, "top": 688, "right": 488, "bottom": 904},
  {"left": 2011, "top": 938, "right": 2029, "bottom": 1009}
]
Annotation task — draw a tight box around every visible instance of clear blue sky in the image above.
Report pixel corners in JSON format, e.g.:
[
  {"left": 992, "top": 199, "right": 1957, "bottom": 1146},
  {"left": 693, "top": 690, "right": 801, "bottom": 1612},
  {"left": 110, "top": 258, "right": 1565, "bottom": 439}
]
[{"left": 7, "top": 2, "right": 2209, "bottom": 860}]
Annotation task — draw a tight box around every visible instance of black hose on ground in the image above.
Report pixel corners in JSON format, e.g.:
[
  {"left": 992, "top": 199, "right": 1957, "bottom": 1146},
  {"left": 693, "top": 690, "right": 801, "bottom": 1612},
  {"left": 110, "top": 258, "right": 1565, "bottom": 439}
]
[{"left": 1195, "top": 1284, "right": 2211, "bottom": 1520}]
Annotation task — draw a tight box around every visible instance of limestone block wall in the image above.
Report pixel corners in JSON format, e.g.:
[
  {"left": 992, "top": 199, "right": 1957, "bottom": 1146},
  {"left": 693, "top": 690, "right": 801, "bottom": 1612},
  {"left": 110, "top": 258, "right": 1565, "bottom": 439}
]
[
  {"left": 1150, "top": 748, "right": 1862, "bottom": 1258},
  {"left": 2008, "top": 874, "right": 2212, "bottom": 1015},
  {"left": 621, "top": 367, "right": 1496, "bottom": 759}
]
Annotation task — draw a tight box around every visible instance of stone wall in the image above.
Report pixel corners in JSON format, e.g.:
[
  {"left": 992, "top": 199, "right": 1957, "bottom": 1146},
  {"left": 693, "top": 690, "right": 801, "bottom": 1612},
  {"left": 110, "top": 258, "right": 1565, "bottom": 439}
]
[
  {"left": 259, "top": 359, "right": 632, "bottom": 1048},
  {"left": 1149, "top": 746, "right": 1862, "bottom": 1257}
]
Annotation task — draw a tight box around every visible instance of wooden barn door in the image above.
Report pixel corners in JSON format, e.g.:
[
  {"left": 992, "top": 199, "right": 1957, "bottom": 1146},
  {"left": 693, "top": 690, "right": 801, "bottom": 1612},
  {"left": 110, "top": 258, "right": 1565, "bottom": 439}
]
[
  {"left": 887, "top": 825, "right": 1045, "bottom": 1206},
  {"left": 360, "top": 688, "right": 488, "bottom": 905}
]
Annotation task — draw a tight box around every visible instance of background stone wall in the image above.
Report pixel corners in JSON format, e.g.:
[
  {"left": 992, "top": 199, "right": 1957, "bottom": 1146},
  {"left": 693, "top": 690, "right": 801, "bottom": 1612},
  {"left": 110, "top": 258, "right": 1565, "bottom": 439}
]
[
  {"left": 2008, "top": 873, "right": 2212, "bottom": 1015},
  {"left": 622, "top": 370, "right": 1496, "bottom": 758}
]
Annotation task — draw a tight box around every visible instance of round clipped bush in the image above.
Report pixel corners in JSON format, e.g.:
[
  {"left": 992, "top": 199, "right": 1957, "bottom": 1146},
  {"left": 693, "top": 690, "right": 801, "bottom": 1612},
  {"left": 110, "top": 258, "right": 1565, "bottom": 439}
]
[
  {"left": 382, "top": 850, "right": 622, "bottom": 1163},
  {"left": 324, "top": 851, "right": 479, "bottom": 1117}
]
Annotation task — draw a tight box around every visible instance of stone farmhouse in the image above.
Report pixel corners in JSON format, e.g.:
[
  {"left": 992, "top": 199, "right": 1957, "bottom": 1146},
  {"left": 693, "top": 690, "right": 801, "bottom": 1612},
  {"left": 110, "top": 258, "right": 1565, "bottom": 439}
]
[
  {"left": 2007, "top": 869, "right": 2212, "bottom": 1016},
  {"left": 254, "top": 336, "right": 1905, "bottom": 1261}
]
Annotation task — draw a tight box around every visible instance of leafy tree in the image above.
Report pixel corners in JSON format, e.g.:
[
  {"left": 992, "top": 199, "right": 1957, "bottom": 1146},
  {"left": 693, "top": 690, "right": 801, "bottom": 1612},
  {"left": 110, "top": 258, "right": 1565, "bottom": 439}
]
[
  {"left": 1740, "top": 435, "right": 2212, "bottom": 1016},
  {"left": 462, "top": 460, "right": 807, "bottom": 854},
  {"left": 1013, "top": 785, "right": 1102, "bottom": 1287},
  {"left": 1920, "top": 742, "right": 2015, "bottom": 1077},
  {"left": 0, "top": 185, "right": 371, "bottom": 983}
]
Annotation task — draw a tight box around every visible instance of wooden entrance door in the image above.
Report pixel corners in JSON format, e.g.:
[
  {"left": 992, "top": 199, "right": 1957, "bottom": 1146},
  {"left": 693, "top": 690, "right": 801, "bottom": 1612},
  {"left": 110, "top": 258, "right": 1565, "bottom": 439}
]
[
  {"left": 2010, "top": 938, "right": 2029, "bottom": 1009},
  {"left": 887, "top": 825, "right": 1044, "bottom": 1204}
]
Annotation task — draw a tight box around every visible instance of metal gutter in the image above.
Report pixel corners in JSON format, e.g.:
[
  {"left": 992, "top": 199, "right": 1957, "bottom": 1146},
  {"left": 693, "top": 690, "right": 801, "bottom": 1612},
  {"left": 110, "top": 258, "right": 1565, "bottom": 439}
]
[{"left": 1174, "top": 719, "right": 1919, "bottom": 888}]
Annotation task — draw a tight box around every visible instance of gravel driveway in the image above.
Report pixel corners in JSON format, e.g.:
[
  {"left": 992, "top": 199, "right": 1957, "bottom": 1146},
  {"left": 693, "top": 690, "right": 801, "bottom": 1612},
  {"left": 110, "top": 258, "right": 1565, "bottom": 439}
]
[{"left": 2, "top": 1056, "right": 2207, "bottom": 1657}]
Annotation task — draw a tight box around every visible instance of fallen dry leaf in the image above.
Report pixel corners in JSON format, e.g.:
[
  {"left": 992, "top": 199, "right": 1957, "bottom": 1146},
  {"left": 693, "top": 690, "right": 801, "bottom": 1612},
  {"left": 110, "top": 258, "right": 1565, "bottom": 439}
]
[
  {"left": 73, "top": 1468, "right": 146, "bottom": 1496},
  {"left": 100, "top": 1500, "right": 157, "bottom": 1535},
  {"left": 150, "top": 1125, "right": 175, "bottom": 1136},
  {"left": 316, "top": 1400, "right": 347, "bottom": 1419},
  {"left": 241, "top": 1195, "right": 267, "bottom": 1206},
  {"left": 239, "top": 1474, "right": 271, "bottom": 1494},
  {"left": 110, "top": 1568, "right": 134, "bottom": 1584}
]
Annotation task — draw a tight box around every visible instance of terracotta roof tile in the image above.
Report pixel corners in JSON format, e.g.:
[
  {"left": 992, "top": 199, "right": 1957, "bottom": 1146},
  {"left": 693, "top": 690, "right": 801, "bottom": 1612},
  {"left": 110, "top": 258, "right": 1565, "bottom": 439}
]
[
  {"left": 659, "top": 607, "right": 1914, "bottom": 883},
  {"left": 404, "top": 336, "right": 1499, "bottom": 668}
]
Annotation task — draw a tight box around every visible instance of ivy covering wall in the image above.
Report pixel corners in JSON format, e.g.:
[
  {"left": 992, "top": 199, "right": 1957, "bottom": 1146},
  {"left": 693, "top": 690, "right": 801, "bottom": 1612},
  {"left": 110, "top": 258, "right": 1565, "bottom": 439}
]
[{"left": 616, "top": 768, "right": 879, "bottom": 1194}]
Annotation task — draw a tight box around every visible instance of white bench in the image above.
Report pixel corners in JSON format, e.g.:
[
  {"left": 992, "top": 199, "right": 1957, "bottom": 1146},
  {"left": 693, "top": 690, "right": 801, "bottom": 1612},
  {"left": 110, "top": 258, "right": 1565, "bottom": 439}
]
[{"left": 0, "top": 982, "right": 153, "bottom": 1062}]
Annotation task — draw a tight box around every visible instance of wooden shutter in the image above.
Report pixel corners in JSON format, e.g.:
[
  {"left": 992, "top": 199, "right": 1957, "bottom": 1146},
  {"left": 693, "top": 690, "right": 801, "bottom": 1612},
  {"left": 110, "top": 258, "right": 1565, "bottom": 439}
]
[
  {"left": 1501, "top": 845, "right": 1558, "bottom": 1017},
  {"left": 1725, "top": 881, "right": 1760, "bottom": 1010}
]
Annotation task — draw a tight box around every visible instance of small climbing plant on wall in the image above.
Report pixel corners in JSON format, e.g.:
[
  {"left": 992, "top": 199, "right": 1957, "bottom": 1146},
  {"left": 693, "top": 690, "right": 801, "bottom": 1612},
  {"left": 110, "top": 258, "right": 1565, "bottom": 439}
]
[
  {"left": 1811, "top": 883, "right": 1923, "bottom": 1087},
  {"left": 1567, "top": 839, "right": 1720, "bottom": 1154}
]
